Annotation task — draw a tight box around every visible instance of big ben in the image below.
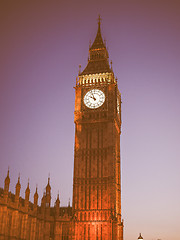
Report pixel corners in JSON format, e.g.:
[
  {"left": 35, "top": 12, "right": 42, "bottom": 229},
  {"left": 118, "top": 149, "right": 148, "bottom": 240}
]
[{"left": 72, "top": 17, "right": 124, "bottom": 240}]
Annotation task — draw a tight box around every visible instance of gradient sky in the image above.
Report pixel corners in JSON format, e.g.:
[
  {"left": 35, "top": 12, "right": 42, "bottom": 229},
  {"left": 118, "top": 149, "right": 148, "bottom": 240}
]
[{"left": 0, "top": 1, "right": 180, "bottom": 240}]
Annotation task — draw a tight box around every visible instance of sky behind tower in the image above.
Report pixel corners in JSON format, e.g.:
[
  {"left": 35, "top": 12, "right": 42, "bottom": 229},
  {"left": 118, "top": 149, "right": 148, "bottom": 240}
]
[{"left": 0, "top": 1, "right": 180, "bottom": 240}]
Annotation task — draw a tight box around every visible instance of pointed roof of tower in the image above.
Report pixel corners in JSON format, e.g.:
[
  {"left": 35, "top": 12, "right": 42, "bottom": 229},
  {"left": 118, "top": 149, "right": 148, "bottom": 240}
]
[
  {"left": 4, "top": 167, "right": 10, "bottom": 192},
  {"left": 56, "top": 193, "right": 60, "bottom": 204},
  {"left": 5, "top": 168, "right": 10, "bottom": 184},
  {"left": 15, "top": 174, "right": 21, "bottom": 197},
  {"left": 89, "top": 15, "right": 106, "bottom": 50},
  {"left": 16, "top": 174, "right": 21, "bottom": 188},
  {"left": 25, "top": 179, "right": 30, "bottom": 193},
  {"left": 138, "top": 233, "right": 143, "bottom": 239},
  {"left": 46, "top": 176, "right": 51, "bottom": 193},
  {"left": 34, "top": 185, "right": 38, "bottom": 198},
  {"left": 79, "top": 16, "right": 112, "bottom": 76},
  {"left": 33, "top": 185, "right": 38, "bottom": 206}
]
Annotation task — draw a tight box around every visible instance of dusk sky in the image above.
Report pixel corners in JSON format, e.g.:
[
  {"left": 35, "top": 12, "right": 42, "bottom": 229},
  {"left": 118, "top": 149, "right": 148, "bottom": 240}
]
[{"left": 0, "top": 1, "right": 180, "bottom": 240}]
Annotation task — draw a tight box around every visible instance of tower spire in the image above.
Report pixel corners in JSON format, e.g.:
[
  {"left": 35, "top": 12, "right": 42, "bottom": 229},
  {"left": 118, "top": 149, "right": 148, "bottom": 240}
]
[
  {"left": 89, "top": 15, "right": 105, "bottom": 51},
  {"left": 138, "top": 233, "right": 143, "bottom": 240},
  {"left": 73, "top": 19, "right": 123, "bottom": 239},
  {"left": 80, "top": 16, "right": 111, "bottom": 76},
  {"left": 98, "top": 14, "right": 101, "bottom": 27},
  {"left": 45, "top": 175, "right": 51, "bottom": 207},
  {"left": 4, "top": 167, "right": 10, "bottom": 195},
  {"left": 15, "top": 174, "right": 21, "bottom": 203}
]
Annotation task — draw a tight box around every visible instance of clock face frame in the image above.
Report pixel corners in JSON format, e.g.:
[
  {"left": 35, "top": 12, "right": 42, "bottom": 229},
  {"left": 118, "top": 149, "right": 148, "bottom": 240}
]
[{"left": 84, "top": 89, "right": 105, "bottom": 109}]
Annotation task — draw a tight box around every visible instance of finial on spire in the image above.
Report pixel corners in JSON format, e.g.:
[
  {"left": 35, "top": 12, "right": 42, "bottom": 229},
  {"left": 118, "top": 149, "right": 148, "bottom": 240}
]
[
  {"left": 25, "top": 178, "right": 30, "bottom": 200},
  {"left": 15, "top": 173, "right": 21, "bottom": 196},
  {"left": 27, "top": 178, "right": 30, "bottom": 188},
  {"left": 6, "top": 167, "right": 10, "bottom": 179},
  {"left": 18, "top": 173, "right": 20, "bottom": 182},
  {"left": 48, "top": 173, "right": 50, "bottom": 184},
  {"left": 4, "top": 167, "right": 10, "bottom": 191},
  {"left": 46, "top": 175, "right": 51, "bottom": 194},
  {"left": 57, "top": 191, "right": 60, "bottom": 199},
  {"left": 79, "top": 64, "right": 81, "bottom": 74},
  {"left": 55, "top": 192, "right": 60, "bottom": 209},
  {"left": 34, "top": 184, "right": 38, "bottom": 205},
  {"left": 98, "top": 14, "right": 102, "bottom": 26},
  {"left": 68, "top": 198, "right": 70, "bottom": 207},
  {"left": 138, "top": 233, "right": 143, "bottom": 240}
]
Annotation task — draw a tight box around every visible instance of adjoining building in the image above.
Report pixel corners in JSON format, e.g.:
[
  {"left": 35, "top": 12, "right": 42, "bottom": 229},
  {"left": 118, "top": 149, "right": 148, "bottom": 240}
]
[{"left": 0, "top": 18, "right": 123, "bottom": 240}]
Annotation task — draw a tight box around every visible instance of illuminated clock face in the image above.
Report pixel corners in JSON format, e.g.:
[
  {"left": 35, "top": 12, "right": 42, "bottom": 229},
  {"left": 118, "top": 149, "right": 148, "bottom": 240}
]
[{"left": 84, "top": 89, "right": 105, "bottom": 109}]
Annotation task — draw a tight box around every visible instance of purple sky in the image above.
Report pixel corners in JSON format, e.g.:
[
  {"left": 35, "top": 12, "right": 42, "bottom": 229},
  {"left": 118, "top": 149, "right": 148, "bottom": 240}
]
[{"left": 0, "top": 1, "right": 180, "bottom": 240}]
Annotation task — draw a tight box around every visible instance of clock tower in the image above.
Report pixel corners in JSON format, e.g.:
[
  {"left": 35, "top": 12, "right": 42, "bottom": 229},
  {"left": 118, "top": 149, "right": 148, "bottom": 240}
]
[{"left": 72, "top": 17, "right": 123, "bottom": 240}]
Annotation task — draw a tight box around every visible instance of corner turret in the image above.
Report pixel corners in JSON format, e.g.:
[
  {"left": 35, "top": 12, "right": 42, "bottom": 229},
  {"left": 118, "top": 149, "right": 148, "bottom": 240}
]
[
  {"left": 45, "top": 176, "right": 51, "bottom": 207},
  {"left": 34, "top": 186, "right": 38, "bottom": 206},
  {"left": 25, "top": 179, "right": 30, "bottom": 210},
  {"left": 15, "top": 175, "right": 21, "bottom": 205},
  {"left": 25, "top": 179, "right": 30, "bottom": 201},
  {"left": 55, "top": 193, "right": 60, "bottom": 216},
  {"left": 33, "top": 186, "right": 38, "bottom": 213},
  {"left": 4, "top": 168, "right": 10, "bottom": 195}
]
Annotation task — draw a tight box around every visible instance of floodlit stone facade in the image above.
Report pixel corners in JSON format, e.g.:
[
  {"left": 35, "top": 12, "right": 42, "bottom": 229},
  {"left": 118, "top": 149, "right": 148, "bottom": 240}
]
[
  {"left": 0, "top": 174, "right": 72, "bottom": 239},
  {"left": 0, "top": 18, "right": 123, "bottom": 240}
]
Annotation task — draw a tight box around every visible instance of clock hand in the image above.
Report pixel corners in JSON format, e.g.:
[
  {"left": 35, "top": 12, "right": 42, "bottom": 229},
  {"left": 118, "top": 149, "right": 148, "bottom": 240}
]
[{"left": 90, "top": 94, "right": 96, "bottom": 101}]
